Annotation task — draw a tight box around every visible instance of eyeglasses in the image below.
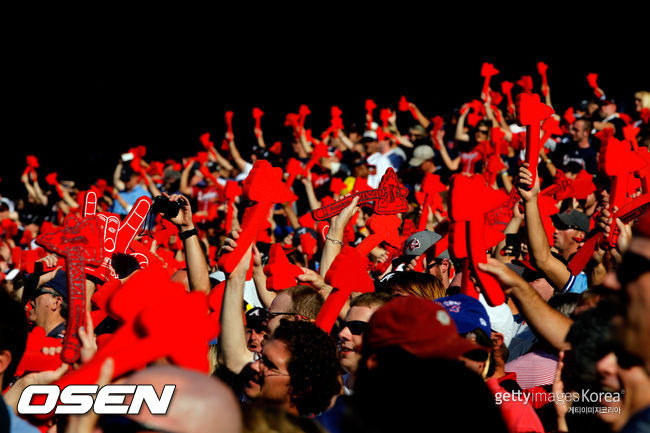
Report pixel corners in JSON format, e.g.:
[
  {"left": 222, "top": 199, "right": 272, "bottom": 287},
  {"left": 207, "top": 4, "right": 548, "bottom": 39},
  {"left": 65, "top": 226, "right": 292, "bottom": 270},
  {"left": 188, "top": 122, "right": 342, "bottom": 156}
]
[
  {"left": 253, "top": 352, "right": 290, "bottom": 377},
  {"left": 98, "top": 414, "right": 178, "bottom": 433},
  {"left": 31, "top": 288, "right": 59, "bottom": 300},
  {"left": 340, "top": 320, "right": 369, "bottom": 335},
  {"left": 617, "top": 251, "right": 650, "bottom": 286}
]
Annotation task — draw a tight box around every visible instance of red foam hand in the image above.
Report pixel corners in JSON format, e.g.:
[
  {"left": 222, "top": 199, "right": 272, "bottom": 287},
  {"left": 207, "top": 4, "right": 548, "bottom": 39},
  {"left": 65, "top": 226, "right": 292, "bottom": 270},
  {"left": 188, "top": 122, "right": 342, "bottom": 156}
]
[
  {"left": 480, "top": 62, "right": 500, "bottom": 101},
  {"left": 517, "top": 92, "right": 555, "bottom": 189},
  {"left": 317, "top": 246, "right": 374, "bottom": 332},
  {"left": 147, "top": 161, "right": 165, "bottom": 179},
  {"left": 572, "top": 171, "right": 597, "bottom": 200},
  {"left": 586, "top": 73, "right": 603, "bottom": 98},
  {"left": 623, "top": 125, "right": 640, "bottom": 150},
  {"left": 312, "top": 168, "right": 408, "bottom": 221},
  {"left": 356, "top": 214, "right": 401, "bottom": 256},
  {"left": 516, "top": 75, "right": 534, "bottom": 93},
  {"left": 538, "top": 195, "right": 560, "bottom": 246},
  {"left": 263, "top": 243, "right": 304, "bottom": 291},
  {"left": 219, "top": 161, "right": 295, "bottom": 273},
  {"left": 35, "top": 216, "right": 104, "bottom": 363},
  {"left": 563, "top": 107, "right": 576, "bottom": 125},
  {"left": 536, "top": 62, "right": 549, "bottom": 95},
  {"left": 300, "top": 232, "right": 318, "bottom": 260},
  {"left": 15, "top": 327, "right": 63, "bottom": 376},
  {"left": 365, "top": 99, "right": 377, "bottom": 130},
  {"left": 269, "top": 140, "right": 282, "bottom": 155},
  {"left": 501, "top": 81, "right": 515, "bottom": 115},
  {"left": 252, "top": 107, "right": 264, "bottom": 136},
  {"left": 449, "top": 174, "right": 507, "bottom": 305}
]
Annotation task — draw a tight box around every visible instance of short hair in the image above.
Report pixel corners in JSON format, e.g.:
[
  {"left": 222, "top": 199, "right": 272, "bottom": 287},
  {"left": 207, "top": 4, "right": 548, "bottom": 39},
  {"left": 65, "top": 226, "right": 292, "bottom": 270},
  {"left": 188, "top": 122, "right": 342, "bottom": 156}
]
[
  {"left": 548, "top": 293, "right": 581, "bottom": 318},
  {"left": 0, "top": 289, "right": 28, "bottom": 388},
  {"left": 635, "top": 90, "right": 650, "bottom": 110},
  {"left": 381, "top": 271, "right": 446, "bottom": 300},
  {"left": 575, "top": 118, "right": 592, "bottom": 132},
  {"left": 350, "top": 292, "right": 392, "bottom": 309},
  {"left": 273, "top": 320, "right": 341, "bottom": 416},
  {"left": 284, "top": 286, "right": 324, "bottom": 320}
]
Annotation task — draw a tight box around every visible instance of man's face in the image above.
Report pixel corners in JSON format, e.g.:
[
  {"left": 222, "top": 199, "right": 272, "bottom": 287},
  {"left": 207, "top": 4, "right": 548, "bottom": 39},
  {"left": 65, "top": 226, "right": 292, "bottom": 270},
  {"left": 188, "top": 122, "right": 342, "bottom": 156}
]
[
  {"left": 552, "top": 226, "right": 580, "bottom": 253},
  {"left": 265, "top": 293, "right": 294, "bottom": 334},
  {"left": 248, "top": 338, "right": 292, "bottom": 407},
  {"left": 245, "top": 327, "right": 267, "bottom": 353},
  {"left": 365, "top": 140, "right": 379, "bottom": 154},
  {"left": 125, "top": 174, "right": 139, "bottom": 191},
  {"left": 570, "top": 120, "right": 588, "bottom": 142},
  {"left": 27, "top": 290, "right": 61, "bottom": 327},
  {"left": 622, "top": 238, "right": 650, "bottom": 370},
  {"left": 599, "top": 103, "right": 616, "bottom": 118},
  {"left": 338, "top": 306, "right": 376, "bottom": 375}
]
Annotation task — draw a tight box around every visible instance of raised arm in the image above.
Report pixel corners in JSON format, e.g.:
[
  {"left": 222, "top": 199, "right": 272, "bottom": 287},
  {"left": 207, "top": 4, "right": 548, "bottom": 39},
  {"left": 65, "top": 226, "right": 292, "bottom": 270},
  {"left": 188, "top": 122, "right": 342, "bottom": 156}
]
[
  {"left": 113, "top": 161, "right": 126, "bottom": 191},
  {"left": 455, "top": 104, "right": 470, "bottom": 142},
  {"left": 478, "top": 258, "right": 572, "bottom": 351},
  {"left": 179, "top": 162, "right": 194, "bottom": 196},
  {"left": 227, "top": 135, "right": 249, "bottom": 172},
  {"left": 219, "top": 229, "right": 255, "bottom": 374},
  {"left": 252, "top": 244, "right": 275, "bottom": 308},
  {"left": 166, "top": 193, "right": 210, "bottom": 294},
  {"left": 408, "top": 102, "right": 431, "bottom": 129},
  {"left": 319, "top": 196, "right": 359, "bottom": 278},
  {"left": 517, "top": 164, "right": 570, "bottom": 290},
  {"left": 437, "top": 139, "right": 461, "bottom": 172}
]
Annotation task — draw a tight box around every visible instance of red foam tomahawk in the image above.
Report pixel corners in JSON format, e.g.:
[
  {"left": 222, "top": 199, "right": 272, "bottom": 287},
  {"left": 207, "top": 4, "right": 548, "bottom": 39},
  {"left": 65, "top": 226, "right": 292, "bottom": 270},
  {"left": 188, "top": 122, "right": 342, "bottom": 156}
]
[
  {"left": 365, "top": 99, "right": 377, "bottom": 130},
  {"left": 298, "top": 104, "right": 311, "bottom": 135},
  {"left": 224, "top": 180, "right": 243, "bottom": 234},
  {"left": 517, "top": 92, "right": 555, "bottom": 190},
  {"left": 417, "top": 172, "right": 446, "bottom": 230},
  {"left": 537, "top": 62, "right": 549, "bottom": 96},
  {"left": 15, "top": 326, "right": 63, "bottom": 376},
  {"left": 253, "top": 107, "right": 264, "bottom": 137},
  {"left": 263, "top": 243, "right": 304, "bottom": 291},
  {"left": 586, "top": 73, "right": 603, "bottom": 99},
  {"left": 83, "top": 191, "right": 152, "bottom": 281},
  {"left": 568, "top": 137, "right": 650, "bottom": 275},
  {"left": 398, "top": 95, "right": 418, "bottom": 119},
  {"left": 355, "top": 214, "right": 402, "bottom": 257},
  {"left": 449, "top": 174, "right": 508, "bottom": 306},
  {"left": 311, "top": 168, "right": 408, "bottom": 221},
  {"left": 23, "top": 155, "right": 39, "bottom": 179},
  {"left": 35, "top": 215, "right": 103, "bottom": 363},
  {"left": 480, "top": 62, "right": 499, "bottom": 102},
  {"left": 316, "top": 246, "right": 374, "bottom": 333},
  {"left": 218, "top": 160, "right": 296, "bottom": 273},
  {"left": 431, "top": 116, "right": 444, "bottom": 150}
]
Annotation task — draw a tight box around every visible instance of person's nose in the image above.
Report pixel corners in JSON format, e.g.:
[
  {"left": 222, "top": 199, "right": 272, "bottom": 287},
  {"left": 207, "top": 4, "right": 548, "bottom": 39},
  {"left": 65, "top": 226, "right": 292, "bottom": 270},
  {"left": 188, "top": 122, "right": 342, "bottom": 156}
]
[{"left": 338, "top": 326, "right": 352, "bottom": 342}]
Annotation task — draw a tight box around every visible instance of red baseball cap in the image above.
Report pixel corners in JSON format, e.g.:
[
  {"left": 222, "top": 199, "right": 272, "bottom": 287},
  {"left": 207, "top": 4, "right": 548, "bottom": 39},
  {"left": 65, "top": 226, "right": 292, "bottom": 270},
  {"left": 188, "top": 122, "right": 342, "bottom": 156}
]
[{"left": 363, "top": 296, "right": 486, "bottom": 360}]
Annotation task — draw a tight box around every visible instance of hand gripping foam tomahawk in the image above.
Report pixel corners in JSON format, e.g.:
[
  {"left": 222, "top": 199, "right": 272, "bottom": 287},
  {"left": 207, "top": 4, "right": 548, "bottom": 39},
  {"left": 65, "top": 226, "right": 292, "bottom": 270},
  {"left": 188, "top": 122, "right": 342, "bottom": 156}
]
[
  {"left": 311, "top": 168, "right": 409, "bottom": 221},
  {"left": 15, "top": 326, "right": 63, "bottom": 376},
  {"left": 449, "top": 174, "right": 508, "bottom": 306},
  {"left": 35, "top": 215, "right": 104, "bottom": 363},
  {"left": 218, "top": 160, "right": 296, "bottom": 273},
  {"left": 586, "top": 73, "right": 603, "bottom": 99},
  {"left": 516, "top": 92, "right": 555, "bottom": 190},
  {"left": 316, "top": 246, "right": 374, "bottom": 333},
  {"left": 82, "top": 191, "right": 152, "bottom": 281}
]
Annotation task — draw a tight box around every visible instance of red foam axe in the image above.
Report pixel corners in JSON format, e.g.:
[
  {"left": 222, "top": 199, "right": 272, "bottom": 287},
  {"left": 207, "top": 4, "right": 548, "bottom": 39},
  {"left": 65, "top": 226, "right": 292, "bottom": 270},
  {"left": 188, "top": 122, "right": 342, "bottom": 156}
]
[
  {"left": 563, "top": 107, "right": 576, "bottom": 125},
  {"left": 285, "top": 158, "right": 305, "bottom": 188},
  {"left": 35, "top": 216, "right": 104, "bottom": 363},
  {"left": 312, "top": 168, "right": 408, "bottom": 221},
  {"left": 431, "top": 116, "right": 444, "bottom": 150},
  {"left": 263, "top": 243, "right": 304, "bottom": 291},
  {"left": 253, "top": 107, "right": 264, "bottom": 137},
  {"left": 398, "top": 95, "right": 418, "bottom": 119},
  {"left": 537, "top": 62, "right": 549, "bottom": 96},
  {"left": 365, "top": 99, "right": 377, "bottom": 131},
  {"left": 501, "top": 81, "right": 515, "bottom": 115},
  {"left": 298, "top": 104, "right": 311, "bottom": 135},
  {"left": 586, "top": 73, "right": 603, "bottom": 99},
  {"left": 355, "top": 214, "right": 402, "bottom": 257},
  {"left": 517, "top": 92, "right": 555, "bottom": 190},
  {"left": 23, "top": 155, "right": 39, "bottom": 179},
  {"left": 218, "top": 160, "right": 296, "bottom": 273},
  {"left": 417, "top": 172, "right": 446, "bottom": 230},
  {"left": 448, "top": 174, "right": 508, "bottom": 306},
  {"left": 224, "top": 180, "right": 242, "bottom": 234},
  {"left": 480, "top": 62, "right": 500, "bottom": 102},
  {"left": 316, "top": 246, "right": 374, "bottom": 333},
  {"left": 516, "top": 75, "right": 534, "bottom": 94},
  {"left": 15, "top": 326, "right": 63, "bottom": 376}
]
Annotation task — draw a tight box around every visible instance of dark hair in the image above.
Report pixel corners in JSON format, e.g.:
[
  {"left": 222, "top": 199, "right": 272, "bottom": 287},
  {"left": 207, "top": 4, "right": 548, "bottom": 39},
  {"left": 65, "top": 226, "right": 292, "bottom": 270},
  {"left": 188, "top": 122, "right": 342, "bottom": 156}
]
[
  {"left": 350, "top": 292, "right": 392, "bottom": 309},
  {"left": 284, "top": 286, "right": 324, "bottom": 320},
  {"left": 0, "top": 289, "right": 29, "bottom": 388},
  {"left": 548, "top": 293, "right": 581, "bottom": 318},
  {"left": 273, "top": 320, "right": 341, "bottom": 416}
]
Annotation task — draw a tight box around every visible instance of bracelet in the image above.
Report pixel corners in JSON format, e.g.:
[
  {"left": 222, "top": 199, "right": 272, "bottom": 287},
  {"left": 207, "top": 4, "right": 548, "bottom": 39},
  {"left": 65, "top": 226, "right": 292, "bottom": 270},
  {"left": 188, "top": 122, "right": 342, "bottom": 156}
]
[
  {"left": 179, "top": 227, "right": 198, "bottom": 241},
  {"left": 325, "top": 236, "right": 343, "bottom": 246}
]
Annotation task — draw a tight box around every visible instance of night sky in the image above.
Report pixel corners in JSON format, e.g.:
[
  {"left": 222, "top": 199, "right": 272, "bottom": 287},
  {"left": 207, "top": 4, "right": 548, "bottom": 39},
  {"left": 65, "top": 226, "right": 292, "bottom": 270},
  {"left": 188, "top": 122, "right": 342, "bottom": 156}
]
[{"left": 3, "top": 32, "right": 648, "bottom": 196}]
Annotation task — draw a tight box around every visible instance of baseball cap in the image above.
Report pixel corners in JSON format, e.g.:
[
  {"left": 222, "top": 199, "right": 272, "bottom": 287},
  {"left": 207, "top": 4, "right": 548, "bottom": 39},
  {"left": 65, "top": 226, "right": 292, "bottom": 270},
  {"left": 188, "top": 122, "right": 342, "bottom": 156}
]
[
  {"left": 436, "top": 294, "right": 491, "bottom": 338},
  {"left": 478, "top": 294, "right": 515, "bottom": 347},
  {"left": 364, "top": 296, "right": 484, "bottom": 360},
  {"left": 42, "top": 270, "right": 68, "bottom": 300},
  {"left": 551, "top": 209, "right": 590, "bottom": 233},
  {"left": 598, "top": 98, "right": 616, "bottom": 106},
  {"left": 402, "top": 230, "right": 449, "bottom": 259},
  {"left": 245, "top": 307, "right": 267, "bottom": 331},
  {"left": 408, "top": 145, "right": 435, "bottom": 167},
  {"left": 163, "top": 167, "right": 181, "bottom": 182}
]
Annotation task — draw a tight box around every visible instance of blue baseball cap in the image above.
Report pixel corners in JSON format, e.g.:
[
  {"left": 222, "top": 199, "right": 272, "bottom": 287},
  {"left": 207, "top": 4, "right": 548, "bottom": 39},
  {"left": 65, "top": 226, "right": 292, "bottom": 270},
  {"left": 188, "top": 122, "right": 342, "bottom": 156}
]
[
  {"left": 42, "top": 270, "right": 68, "bottom": 300},
  {"left": 435, "top": 293, "right": 491, "bottom": 337}
]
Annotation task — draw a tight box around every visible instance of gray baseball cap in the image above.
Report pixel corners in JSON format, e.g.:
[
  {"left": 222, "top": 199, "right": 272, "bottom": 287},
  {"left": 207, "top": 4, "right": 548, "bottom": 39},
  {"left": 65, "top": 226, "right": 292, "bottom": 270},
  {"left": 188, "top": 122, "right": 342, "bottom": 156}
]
[
  {"left": 408, "top": 145, "right": 435, "bottom": 167},
  {"left": 403, "top": 230, "right": 449, "bottom": 259}
]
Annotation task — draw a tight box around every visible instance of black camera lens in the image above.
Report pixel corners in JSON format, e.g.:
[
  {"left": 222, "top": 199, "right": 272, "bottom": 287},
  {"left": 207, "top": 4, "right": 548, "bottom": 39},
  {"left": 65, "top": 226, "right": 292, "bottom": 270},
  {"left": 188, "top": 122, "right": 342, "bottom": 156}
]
[{"left": 151, "top": 196, "right": 183, "bottom": 219}]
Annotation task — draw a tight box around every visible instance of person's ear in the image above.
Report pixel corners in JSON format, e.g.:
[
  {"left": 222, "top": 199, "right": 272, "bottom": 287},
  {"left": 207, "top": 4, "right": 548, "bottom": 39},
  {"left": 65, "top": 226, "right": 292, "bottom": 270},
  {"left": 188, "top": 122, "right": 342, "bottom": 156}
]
[
  {"left": 365, "top": 353, "right": 379, "bottom": 371},
  {"left": 0, "top": 349, "right": 12, "bottom": 375}
]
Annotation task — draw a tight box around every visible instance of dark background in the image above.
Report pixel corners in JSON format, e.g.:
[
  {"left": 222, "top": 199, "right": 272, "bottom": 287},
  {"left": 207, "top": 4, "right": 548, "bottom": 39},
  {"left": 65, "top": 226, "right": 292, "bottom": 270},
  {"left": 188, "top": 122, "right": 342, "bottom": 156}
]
[{"left": 3, "top": 35, "right": 648, "bottom": 197}]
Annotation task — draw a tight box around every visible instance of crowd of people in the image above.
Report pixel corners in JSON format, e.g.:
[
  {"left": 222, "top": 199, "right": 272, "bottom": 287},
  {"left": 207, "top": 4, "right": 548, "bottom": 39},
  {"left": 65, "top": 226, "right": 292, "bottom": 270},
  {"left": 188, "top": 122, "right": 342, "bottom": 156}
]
[{"left": 1, "top": 65, "right": 649, "bottom": 433}]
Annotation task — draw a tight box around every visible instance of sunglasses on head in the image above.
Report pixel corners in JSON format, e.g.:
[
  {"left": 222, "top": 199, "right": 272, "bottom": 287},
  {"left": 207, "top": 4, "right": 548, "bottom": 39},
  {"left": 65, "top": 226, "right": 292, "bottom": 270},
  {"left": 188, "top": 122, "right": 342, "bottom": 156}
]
[
  {"left": 340, "top": 320, "right": 369, "bottom": 335},
  {"left": 31, "top": 288, "right": 59, "bottom": 300},
  {"left": 98, "top": 414, "right": 177, "bottom": 433},
  {"left": 266, "top": 311, "right": 310, "bottom": 322}
]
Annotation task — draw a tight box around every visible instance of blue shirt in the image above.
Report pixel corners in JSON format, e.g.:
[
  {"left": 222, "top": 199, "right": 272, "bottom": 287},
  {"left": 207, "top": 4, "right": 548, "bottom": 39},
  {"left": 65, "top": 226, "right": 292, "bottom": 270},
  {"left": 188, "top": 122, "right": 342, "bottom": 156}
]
[
  {"left": 109, "top": 185, "right": 151, "bottom": 216},
  {"left": 562, "top": 271, "right": 588, "bottom": 294}
]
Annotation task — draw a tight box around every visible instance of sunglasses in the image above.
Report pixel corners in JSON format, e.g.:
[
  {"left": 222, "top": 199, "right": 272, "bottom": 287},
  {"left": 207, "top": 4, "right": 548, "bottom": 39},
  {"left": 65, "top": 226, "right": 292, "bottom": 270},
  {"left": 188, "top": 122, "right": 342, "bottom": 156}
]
[
  {"left": 266, "top": 311, "right": 310, "bottom": 322},
  {"left": 31, "top": 288, "right": 60, "bottom": 300},
  {"left": 98, "top": 414, "right": 177, "bottom": 433},
  {"left": 340, "top": 320, "right": 369, "bottom": 335},
  {"left": 617, "top": 251, "right": 650, "bottom": 287}
]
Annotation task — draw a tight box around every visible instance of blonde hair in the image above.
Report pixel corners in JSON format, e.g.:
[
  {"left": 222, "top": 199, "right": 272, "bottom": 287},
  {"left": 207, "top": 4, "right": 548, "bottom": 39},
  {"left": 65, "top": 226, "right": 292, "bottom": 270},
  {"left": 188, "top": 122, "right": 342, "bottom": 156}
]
[
  {"left": 385, "top": 271, "right": 446, "bottom": 300},
  {"left": 635, "top": 91, "right": 650, "bottom": 110}
]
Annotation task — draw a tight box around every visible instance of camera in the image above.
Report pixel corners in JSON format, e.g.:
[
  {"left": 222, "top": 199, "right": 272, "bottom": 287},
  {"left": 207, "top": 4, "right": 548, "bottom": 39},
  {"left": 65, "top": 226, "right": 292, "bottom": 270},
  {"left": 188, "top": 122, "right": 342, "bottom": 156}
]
[{"left": 151, "top": 195, "right": 184, "bottom": 219}]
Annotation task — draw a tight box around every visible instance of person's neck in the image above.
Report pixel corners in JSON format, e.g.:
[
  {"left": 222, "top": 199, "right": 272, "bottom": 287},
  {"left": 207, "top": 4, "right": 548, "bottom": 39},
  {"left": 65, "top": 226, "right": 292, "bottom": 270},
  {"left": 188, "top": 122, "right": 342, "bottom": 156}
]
[
  {"left": 41, "top": 316, "right": 65, "bottom": 336},
  {"left": 577, "top": 139, "right": 590, "bottom": 149},
  {"left": 561, "top": 245, "right": 579, "bottom": 261}
]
